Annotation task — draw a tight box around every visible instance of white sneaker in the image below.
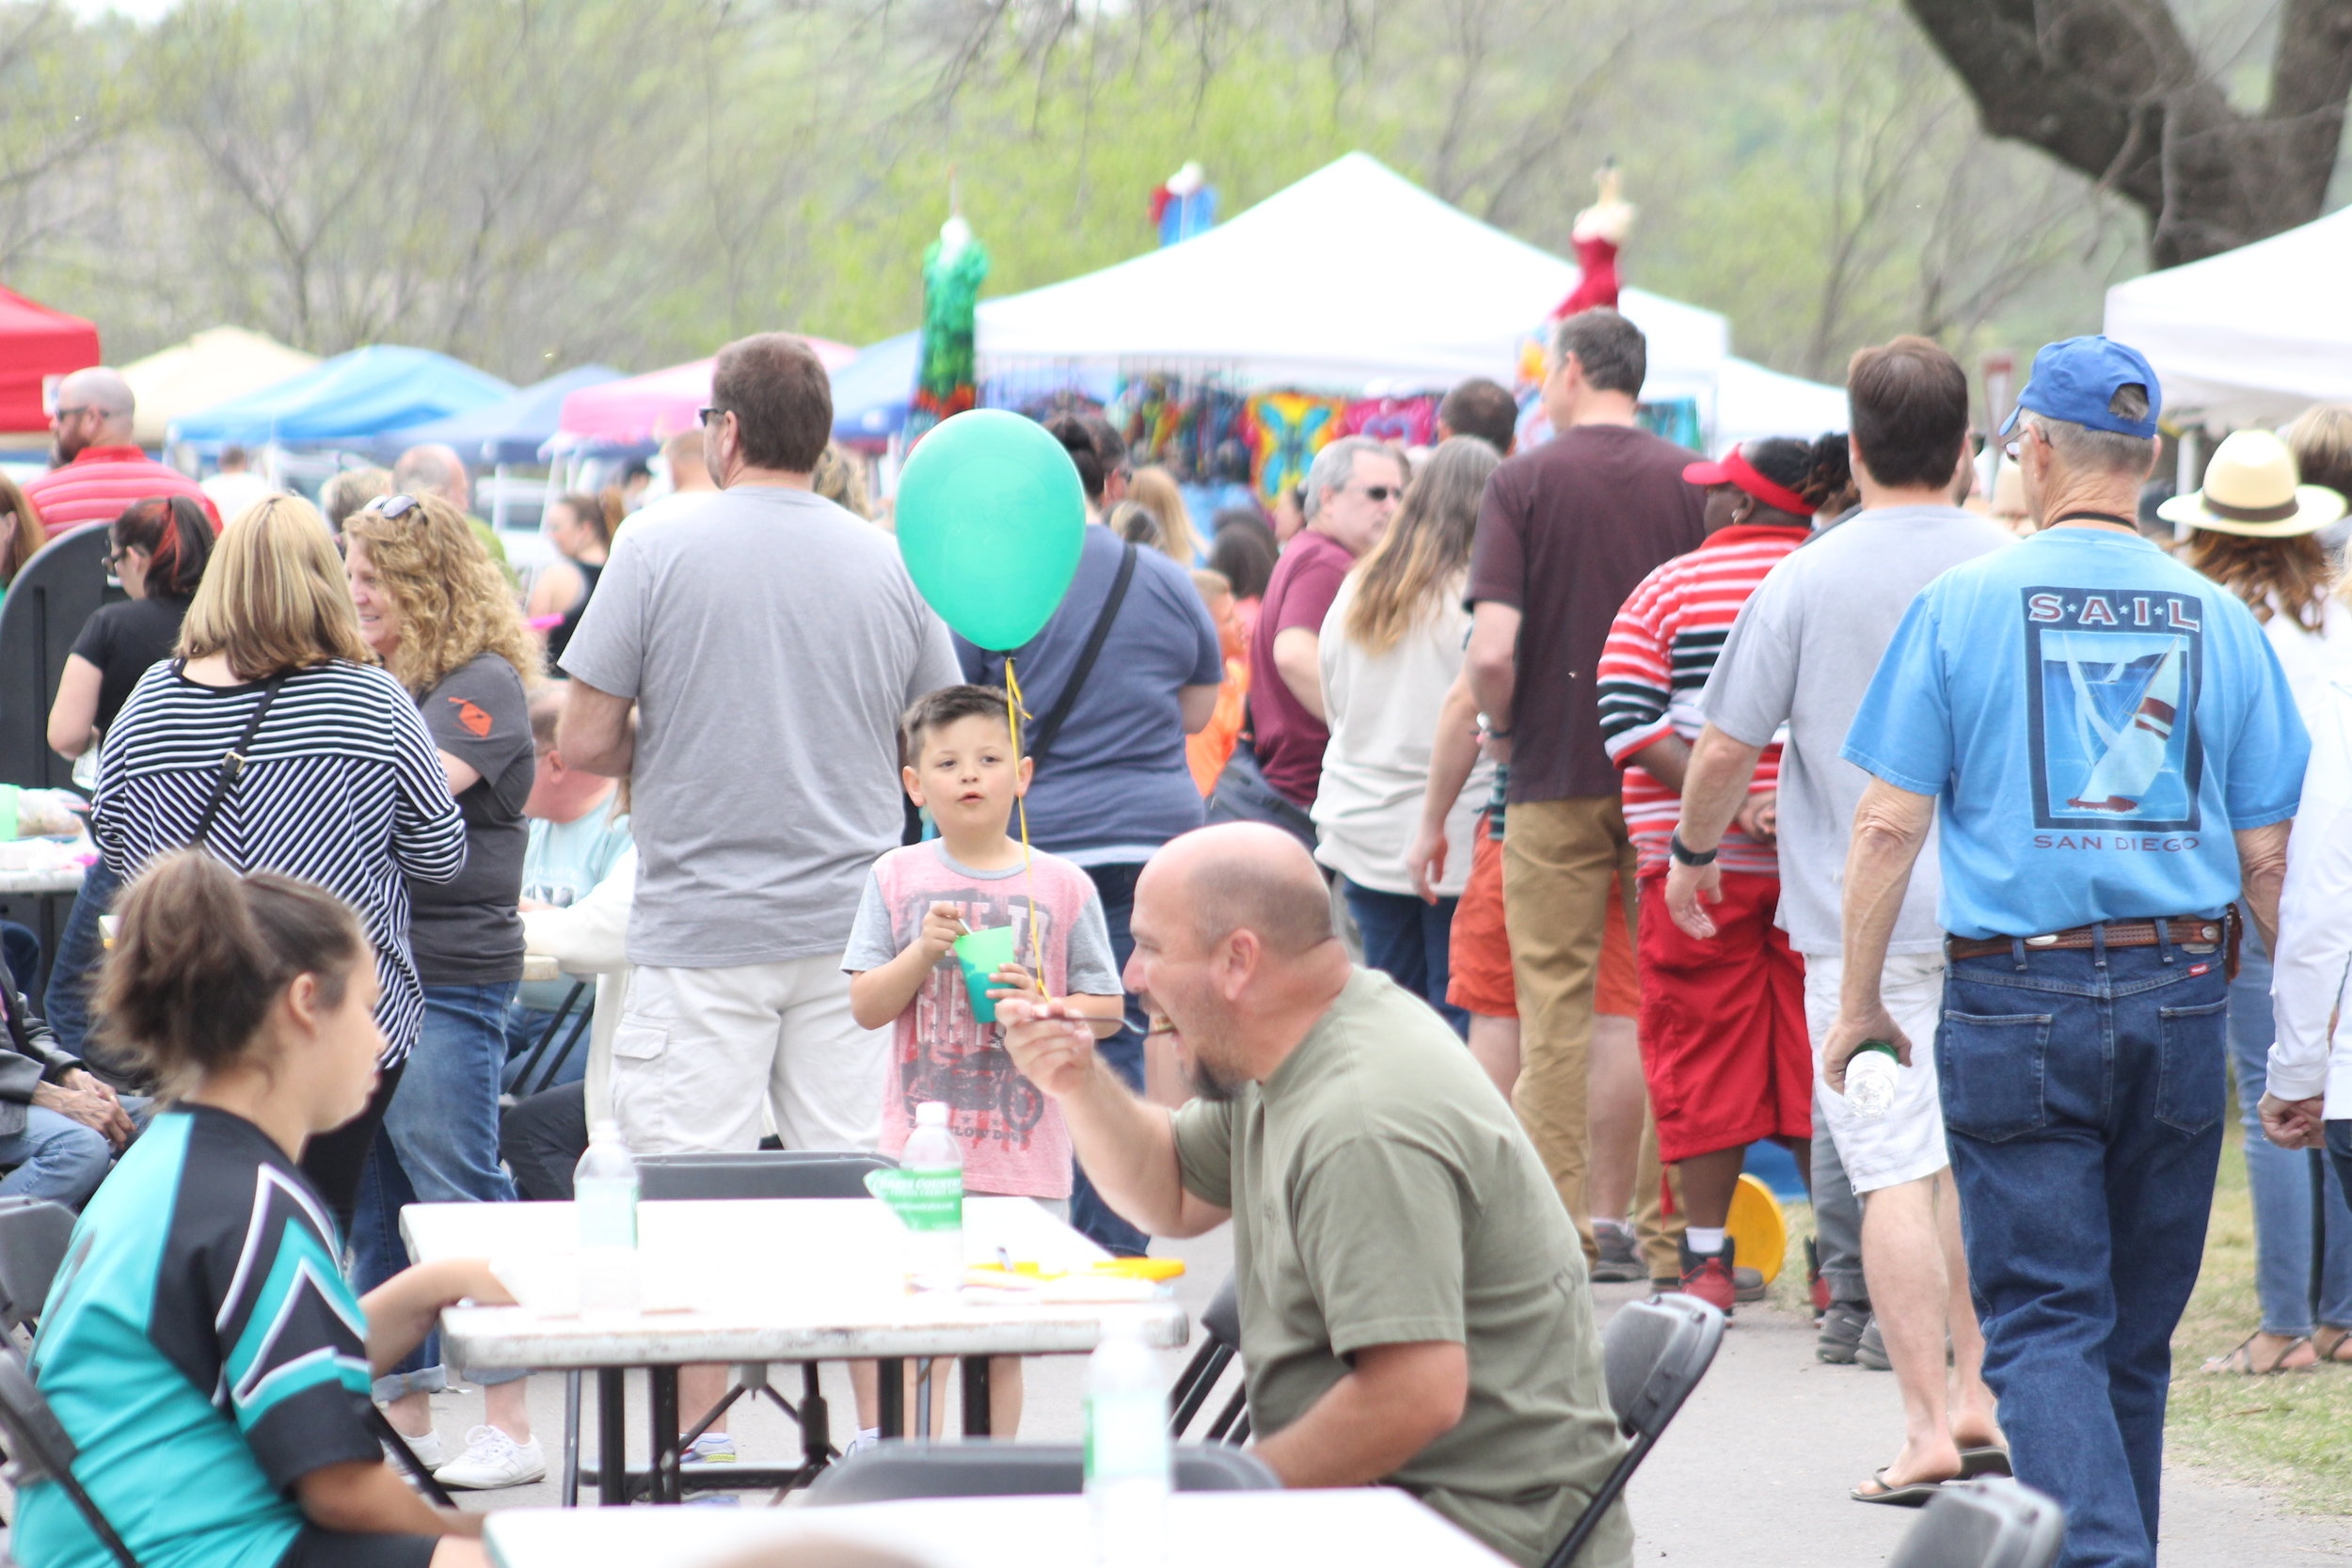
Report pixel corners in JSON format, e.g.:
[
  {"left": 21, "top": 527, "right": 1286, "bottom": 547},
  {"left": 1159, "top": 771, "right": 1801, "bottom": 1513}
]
[
  {"left": 681, "top": 1433, "right": 737, "bottom": 1468},
  {"left": 388, "top": 1428, "right": 445, "bottom": 1470},
  {"left": 434, "top": 1425, "right": 547, "bottom": 1490}
]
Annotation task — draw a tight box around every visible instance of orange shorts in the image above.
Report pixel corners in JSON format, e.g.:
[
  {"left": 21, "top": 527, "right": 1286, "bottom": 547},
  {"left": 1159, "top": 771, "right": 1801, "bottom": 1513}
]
[{"left": 1447, "top": 816, "right": 1639, "bottom": 1019}]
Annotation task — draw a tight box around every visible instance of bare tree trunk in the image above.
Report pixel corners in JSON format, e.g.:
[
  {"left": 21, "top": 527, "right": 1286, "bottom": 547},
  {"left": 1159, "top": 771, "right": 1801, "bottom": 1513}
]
[{"left": 1901, "top": 0, "right": 2352, "bottom": 265}]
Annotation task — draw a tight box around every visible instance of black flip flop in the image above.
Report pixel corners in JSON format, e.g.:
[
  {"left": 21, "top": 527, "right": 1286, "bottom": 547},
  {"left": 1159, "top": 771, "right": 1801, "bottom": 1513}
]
[
  {"left": 1851, "top": 1468, "right": 1945, "bottom": 1507},
  {"left": 1959, "top": 1446, "right": 2010, "bottom": 1479}
]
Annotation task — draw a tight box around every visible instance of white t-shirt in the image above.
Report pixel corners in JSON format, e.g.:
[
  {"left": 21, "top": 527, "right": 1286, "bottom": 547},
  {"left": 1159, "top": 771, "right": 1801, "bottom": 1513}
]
[
  {"left": 2258, "top": 593, "right": 2352, "bottom": 727},
  {"left": 199, "top": 470, "right": 273, "bottom": 526},
  {"left": 1311, "top": 575, "right": 1492, "bottom": 897}
]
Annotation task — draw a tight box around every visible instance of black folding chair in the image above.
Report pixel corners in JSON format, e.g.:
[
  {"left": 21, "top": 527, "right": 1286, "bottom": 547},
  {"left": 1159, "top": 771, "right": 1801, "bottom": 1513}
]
[
  {"left": 1886, "top": 1478, "right": 2065, "bottom": 1568},
  {"left": 0, "top": 1339, "right": 139, "bottom": 1567},
  {"left": 571, "top": 1149, "right": 897, "bottom": 1506},
  {"left": 499, "top": 979, "right": 594, "bottom": 1106},
  {"left": 0, "top": 1197, "right": 77, "bottom": 1337},
  {"left": 1167, "top": 1273, "right": 1247, "bottom": 1444},
  {"left": 802, "top": 1439, "right": 1278, "bottom": 1504},
  {"left": 1544, "top": 1292, "right": 1724, "bottom": 1568}
]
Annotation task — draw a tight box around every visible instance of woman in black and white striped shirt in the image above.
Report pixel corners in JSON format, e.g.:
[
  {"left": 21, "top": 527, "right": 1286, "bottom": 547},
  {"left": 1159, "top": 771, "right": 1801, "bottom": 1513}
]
[{"left": 93, "top": 495, "right": 463, "bottom": 1224}]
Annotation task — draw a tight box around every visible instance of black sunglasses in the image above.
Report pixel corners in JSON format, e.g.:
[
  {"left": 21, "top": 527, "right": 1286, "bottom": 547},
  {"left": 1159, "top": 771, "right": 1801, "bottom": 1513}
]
[
  {"left": 697, "top": 405, "right": 727, "bottom": 428},
  {"left": 1351, "top": 483, "right": 1406, "bottom": 503}
]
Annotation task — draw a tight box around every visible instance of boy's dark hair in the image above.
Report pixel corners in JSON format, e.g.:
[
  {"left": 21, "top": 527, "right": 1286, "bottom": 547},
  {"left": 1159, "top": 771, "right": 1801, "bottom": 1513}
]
[{"left": 899, "top": 684, "right": 1014, "bottom": 767}]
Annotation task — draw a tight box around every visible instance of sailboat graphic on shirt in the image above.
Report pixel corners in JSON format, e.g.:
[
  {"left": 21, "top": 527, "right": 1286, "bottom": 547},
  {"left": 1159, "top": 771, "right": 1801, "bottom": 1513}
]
[
  {"left": 2064, "top": 637, "right": 2185, "bottom": 812},
  {"left": 2025, "top": 586, "right": 2203, "bottom": 832}
]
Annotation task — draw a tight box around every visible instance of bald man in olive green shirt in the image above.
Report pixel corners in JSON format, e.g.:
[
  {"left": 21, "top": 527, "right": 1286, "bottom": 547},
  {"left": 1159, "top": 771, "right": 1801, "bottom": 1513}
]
[{"left": 1002, "top": 824, "right": 1629, "bottom": 1568}]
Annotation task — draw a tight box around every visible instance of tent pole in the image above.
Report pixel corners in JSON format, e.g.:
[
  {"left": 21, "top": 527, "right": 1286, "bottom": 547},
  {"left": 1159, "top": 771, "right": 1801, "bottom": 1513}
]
[{"left": 493, "top": 463, "right": 511, "bottom": 531}]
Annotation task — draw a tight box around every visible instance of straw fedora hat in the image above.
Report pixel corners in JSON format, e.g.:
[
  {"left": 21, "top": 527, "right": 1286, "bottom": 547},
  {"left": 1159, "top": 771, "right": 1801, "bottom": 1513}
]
[{"left": 2158, "top": 429, "right": 2348, "bottom": 538}]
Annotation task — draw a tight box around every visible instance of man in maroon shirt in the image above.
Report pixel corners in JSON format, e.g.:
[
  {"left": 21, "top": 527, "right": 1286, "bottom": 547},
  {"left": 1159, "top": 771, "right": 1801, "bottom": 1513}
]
[
  {"left": 26, "top": 368, "right": 216, "bottom": 539},
  {"left": 1465, "top": 309, "right": 1706, "bottom": 1259},
  {"left": 1248, "top": 436, "right": 1408, "bottom": 817}
]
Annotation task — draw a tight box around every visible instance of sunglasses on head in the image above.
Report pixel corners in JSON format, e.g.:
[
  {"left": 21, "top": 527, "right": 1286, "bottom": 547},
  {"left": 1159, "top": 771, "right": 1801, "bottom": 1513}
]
[{"left": 362, "top": 493, "right": 424, "bottom": 521}]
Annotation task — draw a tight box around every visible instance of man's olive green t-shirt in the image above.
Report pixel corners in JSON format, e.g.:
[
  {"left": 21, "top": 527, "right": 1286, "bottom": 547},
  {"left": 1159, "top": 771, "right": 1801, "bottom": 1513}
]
[{"left": 1171, "top": 968, "right": 1630, "bottom": 1568}]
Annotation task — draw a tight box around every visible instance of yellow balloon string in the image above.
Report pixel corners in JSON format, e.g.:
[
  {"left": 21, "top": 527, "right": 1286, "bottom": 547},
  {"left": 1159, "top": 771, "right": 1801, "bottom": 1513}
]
[{"left": 1002, "top": 656, "right": 1047, "bottom": 996}]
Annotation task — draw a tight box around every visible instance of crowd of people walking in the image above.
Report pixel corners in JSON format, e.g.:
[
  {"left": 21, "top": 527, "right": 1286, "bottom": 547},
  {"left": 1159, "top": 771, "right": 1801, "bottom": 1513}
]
[{"left": 3, "top": 301, "right": 2349, "bottom": 1568}]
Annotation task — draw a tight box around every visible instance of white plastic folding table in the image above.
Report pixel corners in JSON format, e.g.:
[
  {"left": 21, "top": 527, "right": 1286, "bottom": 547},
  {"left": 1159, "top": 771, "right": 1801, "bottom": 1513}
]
[
  {"left": 483, "top": 1488, "right": 1513, "bottom": 1567},
  {"left": 402, "top": 1196, "right": 1189, "bottom": 1505}
]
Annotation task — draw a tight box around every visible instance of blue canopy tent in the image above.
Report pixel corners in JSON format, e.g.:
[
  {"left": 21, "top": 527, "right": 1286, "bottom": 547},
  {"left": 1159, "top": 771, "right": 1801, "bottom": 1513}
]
[
  {"left": 375, "top": 364, "right": 625, "bottom": 466},
  {"left": 168, "top": 344, "right": 514, "bottom": 448},
  {"left": 830, "top": 332, "right": 919, "bottom": 446}
]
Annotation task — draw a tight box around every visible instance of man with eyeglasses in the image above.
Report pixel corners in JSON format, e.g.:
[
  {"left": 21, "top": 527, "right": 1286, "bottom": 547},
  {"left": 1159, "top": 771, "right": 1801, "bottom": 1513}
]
[
  {"left": 1247, "top": 434, "right": 1409, "bottom": 831},
  {"left": 1462, "top": 308, "right": 1703, "bottom": 1271},
  {"left": 24, "top": 367, "right": 215, "bottom": 540}
]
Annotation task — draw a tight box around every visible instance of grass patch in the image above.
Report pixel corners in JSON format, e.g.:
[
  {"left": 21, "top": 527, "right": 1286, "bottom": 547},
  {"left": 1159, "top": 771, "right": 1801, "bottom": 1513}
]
[{"left": 2165, "top": 1129, "right": 2352, "bottom": 1513}]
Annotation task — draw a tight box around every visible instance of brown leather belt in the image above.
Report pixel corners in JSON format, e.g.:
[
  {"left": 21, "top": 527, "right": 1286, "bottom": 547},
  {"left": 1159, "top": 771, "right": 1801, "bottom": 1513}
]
[{"left": 1945, "top": 914, "right": 2228, "bottom": 965}]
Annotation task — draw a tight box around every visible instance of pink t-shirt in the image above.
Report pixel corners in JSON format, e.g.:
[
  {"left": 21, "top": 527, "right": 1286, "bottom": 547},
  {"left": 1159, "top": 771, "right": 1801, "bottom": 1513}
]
[{"left": 842, "top": 840, "right": 1120, "bottom": 1198}]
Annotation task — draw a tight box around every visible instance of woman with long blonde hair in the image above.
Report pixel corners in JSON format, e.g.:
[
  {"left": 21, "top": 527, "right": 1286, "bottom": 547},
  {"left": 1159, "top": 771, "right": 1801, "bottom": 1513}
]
[
  {"left": 1311, "top": 436, "right": 1501, "bottom": 1029},
  {"left": 341, "top": 490, "right": 545, "bottom": 1487},
  {"left": 90, "top": 495, "right": 465, "bottom": 1214},
  {"left": 1126, "top": 465, "right": 1201, "bottom": 565}
]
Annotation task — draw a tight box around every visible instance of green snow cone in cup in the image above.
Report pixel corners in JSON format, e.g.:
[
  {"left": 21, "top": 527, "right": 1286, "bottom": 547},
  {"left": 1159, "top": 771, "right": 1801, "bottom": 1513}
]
[{"left": 954, "top": 924, "right": 1019, "bottom": 1023}]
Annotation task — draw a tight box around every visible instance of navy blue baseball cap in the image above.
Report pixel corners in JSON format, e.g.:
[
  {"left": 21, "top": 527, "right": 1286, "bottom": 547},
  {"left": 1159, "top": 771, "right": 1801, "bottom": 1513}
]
[{"left": 1999, "top": 336, "right": 2161, "bottom": 439}]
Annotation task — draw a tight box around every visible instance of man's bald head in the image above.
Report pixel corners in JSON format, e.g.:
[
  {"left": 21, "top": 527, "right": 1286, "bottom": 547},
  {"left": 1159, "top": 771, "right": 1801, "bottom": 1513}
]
[
  {"left": 392, "top": 443, "right": 469, "bottom": 510},
  {"left": 55, "top": 367, "right": 135, "bottom": 454},
  {"left": 1153, "top": 824, "right": 1334, "bottom": 958}
]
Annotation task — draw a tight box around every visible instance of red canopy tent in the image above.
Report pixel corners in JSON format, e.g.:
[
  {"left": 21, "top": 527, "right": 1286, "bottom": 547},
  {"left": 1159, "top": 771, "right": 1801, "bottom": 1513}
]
[{"left": 0, "top": 286, "right": 100, "bottom": 434}]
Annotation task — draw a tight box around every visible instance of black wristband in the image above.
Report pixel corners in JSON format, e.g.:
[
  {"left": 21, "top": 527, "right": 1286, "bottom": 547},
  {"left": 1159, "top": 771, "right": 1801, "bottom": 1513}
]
[{"left": 1669, "top": 832, "right": 1717, "bottom": 867}]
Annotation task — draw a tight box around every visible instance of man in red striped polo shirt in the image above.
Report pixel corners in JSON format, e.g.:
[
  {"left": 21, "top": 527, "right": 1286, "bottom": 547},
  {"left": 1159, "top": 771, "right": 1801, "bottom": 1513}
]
[
  {"left": 1595, "top": 436, "right": 1846, "bottom": 1311},
  {"left": 24, "top": 367, "right": 217, "bottom": 539}
]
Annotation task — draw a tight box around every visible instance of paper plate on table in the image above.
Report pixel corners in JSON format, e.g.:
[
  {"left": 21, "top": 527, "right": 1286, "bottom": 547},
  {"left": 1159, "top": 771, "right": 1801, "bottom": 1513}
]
[{"left": 1725, "top": 1173, "right": 1787, "bottom": 1286}]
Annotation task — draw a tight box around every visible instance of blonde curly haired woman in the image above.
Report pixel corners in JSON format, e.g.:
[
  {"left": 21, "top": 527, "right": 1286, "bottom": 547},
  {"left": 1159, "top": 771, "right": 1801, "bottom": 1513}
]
[{"left": 342, "top": 491, "right": 547, "bottom": 1489}]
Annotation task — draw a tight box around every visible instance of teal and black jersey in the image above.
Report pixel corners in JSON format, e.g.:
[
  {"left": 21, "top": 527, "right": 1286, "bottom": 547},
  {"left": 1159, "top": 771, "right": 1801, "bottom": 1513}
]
[{"left": 18, "top": 1106, "right": 380, "bottom": 1568}]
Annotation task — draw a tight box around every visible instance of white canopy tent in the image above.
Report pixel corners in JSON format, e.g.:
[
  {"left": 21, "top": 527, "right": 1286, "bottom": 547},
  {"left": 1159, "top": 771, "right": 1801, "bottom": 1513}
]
[
  {"left": 975, "top": 152, "right": 1729, "bottom": 405},
  {"left": 1710, "top": 357, "right": 1849, "bottom": 454},
  {"left": 2103, "top": 205, "right": 2352, "bottom": 425}
]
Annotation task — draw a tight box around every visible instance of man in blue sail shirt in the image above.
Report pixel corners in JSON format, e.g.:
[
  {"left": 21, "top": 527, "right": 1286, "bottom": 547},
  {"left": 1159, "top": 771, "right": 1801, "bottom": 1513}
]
[{"left": 1821, "top": 337, "right": 2307, "bottom": 1568}]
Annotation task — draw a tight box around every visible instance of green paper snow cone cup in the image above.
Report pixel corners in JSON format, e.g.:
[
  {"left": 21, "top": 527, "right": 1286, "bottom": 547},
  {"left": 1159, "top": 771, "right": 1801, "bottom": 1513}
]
[{"left": 954, "top": 925, "right": 1019, "bottom": 1023}]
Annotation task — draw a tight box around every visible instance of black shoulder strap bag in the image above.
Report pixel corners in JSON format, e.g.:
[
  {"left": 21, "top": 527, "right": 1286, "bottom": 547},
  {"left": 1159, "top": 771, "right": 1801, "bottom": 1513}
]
[
  {"left": 186, "top": 665, "right": 291, "bottom": 852},
  {"left": 997, "top": 539, "right": 1137, "bottom": 773}
]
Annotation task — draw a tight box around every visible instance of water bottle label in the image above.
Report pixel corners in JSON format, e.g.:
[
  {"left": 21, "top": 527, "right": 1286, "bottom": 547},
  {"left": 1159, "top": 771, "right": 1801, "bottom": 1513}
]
[
  {"left": 1086, "top": 1397, "right": 1169, "bottom": 1481},
  {"left": 866, "top": 1168, "right": 963, "bottom": 1233},
  {"left": 577, "top": 1179, "right": 638, "bottom": 1249}
]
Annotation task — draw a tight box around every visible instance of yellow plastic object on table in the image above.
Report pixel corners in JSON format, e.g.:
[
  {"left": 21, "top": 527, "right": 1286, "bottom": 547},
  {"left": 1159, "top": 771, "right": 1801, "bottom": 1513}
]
[
  {"left": 964, "top": 1257, "right": 1185, "bottom": 1286},
  {"left": 1724, "top": 1172, "right": 1788, "bottom": 1286}
]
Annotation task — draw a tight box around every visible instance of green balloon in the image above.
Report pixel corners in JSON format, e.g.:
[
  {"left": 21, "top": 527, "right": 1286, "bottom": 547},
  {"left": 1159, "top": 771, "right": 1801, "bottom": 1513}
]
[{"left": 895, "top": 409, "right": 1088, "bottom": 652}]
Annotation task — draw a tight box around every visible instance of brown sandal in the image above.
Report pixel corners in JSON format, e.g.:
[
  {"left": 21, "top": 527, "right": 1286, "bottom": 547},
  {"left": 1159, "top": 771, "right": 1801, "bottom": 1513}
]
[
  {"left": 2313, "top": 1326, "right": 2352, "bottom": 1364},
  {"left": 2202, "top": 1331, "right": 2314, "bottom": 1374}
]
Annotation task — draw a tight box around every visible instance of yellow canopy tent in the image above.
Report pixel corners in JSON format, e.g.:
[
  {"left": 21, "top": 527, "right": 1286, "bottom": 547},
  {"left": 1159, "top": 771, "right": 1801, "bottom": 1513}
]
[{"left": 121, "top": 326, "right": 318, "bottom": 446}]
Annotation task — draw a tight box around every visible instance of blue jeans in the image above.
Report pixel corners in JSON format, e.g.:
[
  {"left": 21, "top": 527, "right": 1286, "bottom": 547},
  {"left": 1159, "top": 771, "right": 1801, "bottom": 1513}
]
[
  {"left": 1074, "top": 863, "right": 1150, "bottom": 1258},
  {"left": 1941, "top": 938, "right": 2227, "bottom": 1568},
  {"left": 42, "top": 855, "right": 118, "bottom": 1064},
  {"left": 1342, "top": 880, "right": 1468, "bottom": 1037},
  {"left": 0, "top": 1105, "right": 111, "bottom": 1207},
  {"left": 353, "top": 981, "right": 524, "bottom": 1399},
  {"left": 2226, "top": 930, "right": 2352, "bottom": 1335}
]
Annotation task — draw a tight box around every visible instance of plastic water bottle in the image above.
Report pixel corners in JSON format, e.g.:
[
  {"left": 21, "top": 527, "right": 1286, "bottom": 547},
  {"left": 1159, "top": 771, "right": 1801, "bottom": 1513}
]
[
  {"left": 1846, "top": 1040, "right": 1901, "bottom": 1120},
  {"left": 899, "top": 1101, "right": 965, "bottom": 1291},
  {"left": 574, "top": 1119, "right": 640, "bottom": 1315},
  {"left": 1085, "top": 1313, "right": 1171, "bottom": 1566}
]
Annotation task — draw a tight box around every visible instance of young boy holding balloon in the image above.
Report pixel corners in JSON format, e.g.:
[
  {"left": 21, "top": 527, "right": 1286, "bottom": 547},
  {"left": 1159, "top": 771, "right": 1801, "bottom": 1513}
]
[{"left": 842, "top": 683, "right": 1125, "bottom": 1435}]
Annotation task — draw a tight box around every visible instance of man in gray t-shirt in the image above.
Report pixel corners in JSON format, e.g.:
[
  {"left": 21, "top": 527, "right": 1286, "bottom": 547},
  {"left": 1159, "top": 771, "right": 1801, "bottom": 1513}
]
[
  {"left": 560, "top": 334, "right": 959, "bottom": 1159},
  {"left": 1661, "top": 337, "right": 2010, "bottom": 1502}
]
